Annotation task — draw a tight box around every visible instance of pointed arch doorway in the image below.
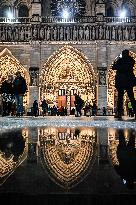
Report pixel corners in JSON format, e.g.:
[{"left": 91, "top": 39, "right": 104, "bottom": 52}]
[
  {"left": 40, "top": 45, "right": 96, "bottom": 113},
  {"left": 107, "top": 51, "right": 136, "bottom": 114},
  {"left": 0, "top": 48, "right": 30, "bottom": 112}
]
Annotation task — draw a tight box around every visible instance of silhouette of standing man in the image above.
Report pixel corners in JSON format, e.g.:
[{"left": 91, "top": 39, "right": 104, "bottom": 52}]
[
  {"left": 115, "top": 129, "right": 136, "bottom": 189},
  {"left": 112, "top": 49, "right": 136, "bottom": 119}
]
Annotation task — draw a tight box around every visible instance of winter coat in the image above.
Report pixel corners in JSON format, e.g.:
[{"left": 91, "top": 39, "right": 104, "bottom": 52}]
[
  {"left": 112, "top": 56, "right": 136, "bottom": 90},
  {"left": 13, "top": 76, "right": 27, "bottom": 95}
]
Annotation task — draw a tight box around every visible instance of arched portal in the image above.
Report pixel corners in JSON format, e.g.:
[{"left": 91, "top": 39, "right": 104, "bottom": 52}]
[
  {"left": 39, "top": 127, "right": 96, "bottom": 189},
  {"left": 0, "top": 48, "right": 30, "bottom": 110},
  {"left": 107, "top": 51, "right": 136, "bottom": 113},
  {"left": 40, "top": 45, "right": 96, "bottom": 110}
]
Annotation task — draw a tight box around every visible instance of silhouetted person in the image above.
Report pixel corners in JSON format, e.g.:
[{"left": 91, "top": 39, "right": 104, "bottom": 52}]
[
  {"left": 92, "top": 102, "right": 97, "bottom": 116},
  {"left": 33, "top": 100, "right": 39, "bottom": 117},
  {"left": 13, "top": 71, "right": 27, "bottom": 117},
  {"left": 127, "top": 101, "right": 133, "bottom": 117},
  {"left": 41, "top": 99, "right": 48, "bottom": 116},
  {"left": 74, "top": 93, "right": 84, "bottom": 117},
  {"left": 115, "top": 129, "right": 136, "bottom": 189},
  {"left": 0, "top": 75, "right": 14, "bottom": 116},
  {"left": 112, "top": 49, "right": 136, "bottom": 119},
  {"left": 102, "top": 107, "right": 106, "bottom": 116}
]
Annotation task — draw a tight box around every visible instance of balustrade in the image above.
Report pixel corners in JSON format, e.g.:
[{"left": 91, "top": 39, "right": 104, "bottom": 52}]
[{"left": 0, "top": 16, "right": 135, "bottom": 42}]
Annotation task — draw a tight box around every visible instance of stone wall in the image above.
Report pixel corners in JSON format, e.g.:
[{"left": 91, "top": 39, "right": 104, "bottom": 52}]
[{"left": 0, "top": 40, "right": 136, "bottom": 109}]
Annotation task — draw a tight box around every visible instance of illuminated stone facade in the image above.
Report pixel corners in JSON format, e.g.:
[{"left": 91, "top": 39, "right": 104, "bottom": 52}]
[{"left": 0, "top": 0, "right": 136, "bottom": 112}]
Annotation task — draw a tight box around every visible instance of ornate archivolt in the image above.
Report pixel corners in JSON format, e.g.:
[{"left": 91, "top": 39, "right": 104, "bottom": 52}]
[
  {"left": 107, "top": 50, "right": 136, "bottom": 110},
  {"left": 0, "top": 48, "right": 30, "bottom": 108},
  {"left": 40, "top": 45, "right": 96, "bottom": 105},
  {"left": 0, "top": 128, "right": 28, "bottom": 185},
  {"left": 39, "top": 127, "right": 97, "bottom": 189}
]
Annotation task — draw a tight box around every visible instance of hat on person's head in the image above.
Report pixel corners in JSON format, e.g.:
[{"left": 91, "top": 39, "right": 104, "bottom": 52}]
[{"left": 122, "top": 49, "right": 129, "bottom": 56}]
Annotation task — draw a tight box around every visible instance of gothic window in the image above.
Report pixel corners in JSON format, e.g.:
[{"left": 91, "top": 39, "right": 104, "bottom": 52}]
[
  {"left": 50, "top": 0, "right": 86, "bottom": 17},
  {"left": 18, "top": 5, "right": 29, "bottom": 17},
  {"left": 107, "top": 7, "right": 114, "bottom": 17},
  {"left": 0, "top": 5, "right": 11, "bottom": 17},
  {"left": 123, "top": 5, "right": 131, "bottom": 17}
]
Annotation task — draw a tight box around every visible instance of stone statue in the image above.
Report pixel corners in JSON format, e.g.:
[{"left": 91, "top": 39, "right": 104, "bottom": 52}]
[
  {"left": 53, "top": 26, "right": 57, "bottom": 41},
  {"left": 92, "top": 26, "right": 95, "bottom": 40},
  {"left": 1, "top": 26, "right": 6, "bottom": 41},
  {"left": 78, "top": 26, "right": 84, "bottom": 40},
  {"left": 123, "top": 26, "right": 129, "bottom": 41},
  {"left": 39, "top": 27, "right": 44, "bottom": 40},
  {"left": 130, "top": 26, "right": 135, "bottom": 41},
  {"left": 20, "top": 26, "right": 25, "bottom": 41},
  {"left": 106, "top": 26, "right": 110, "bottom": 40},
  {"left": 99, "top": 70, "right": 106, "bottom": 85},
  {"left": 29, "top": 70, "right": 39, "bottom": 86},
  {"left": 65, "top": 26, "right": 71, "bottom": 41},
  {"left": 7, "top": 26, "right": 12, "bottom": 41},
  {"left": 59, "top": 26, "right": 64, "bottom": 41},
  {"left": 46, "top": 27, "right": 50, "bottom": 41},
  {"left": 111, "top": 26, "right": 116, "bottom": 40},
  {"left": 26, "top": 26, "right": 31, "bottom": 41},
  {"left": 73, "top": 26, "right": 77, "bottom": 41},
  {"left": 84, "top": 26, "right": 90, "bottom": 40},
  {"left": 99, "top": 25, "right": 103, "bottom": 40},
  {"left": 14, "top": 26, "right": 19, "bottom": 41},
  {"left": 33, "top": 25, "right": 38, "bottom": 40},
  {"left": 118, "top": 26, "right": 122, "bottom": 41}
]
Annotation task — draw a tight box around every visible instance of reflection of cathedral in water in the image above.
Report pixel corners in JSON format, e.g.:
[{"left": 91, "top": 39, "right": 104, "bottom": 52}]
[
  {"left": 39, "top": 127, "right": 97, "bottom": 188},
  {"left": 0, "top": 129, "right": 28, "bottom": 185}
]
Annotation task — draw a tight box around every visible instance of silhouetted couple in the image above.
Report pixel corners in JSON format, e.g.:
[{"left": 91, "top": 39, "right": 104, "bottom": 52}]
[
  {"left": 112, "top": 49, "right": 136, "bottom": 119},
  {"left": 0, "top": 71, "right": 27, "bottom": 117}
]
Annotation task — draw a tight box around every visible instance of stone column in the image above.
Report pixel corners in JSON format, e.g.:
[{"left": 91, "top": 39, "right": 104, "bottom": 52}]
[
  {"left": 85, "top": 0, "right": 92, "bottom": 16},
  {"left": 97, "top": 128, "right": 108, "bottom": 163},
  {"left": 29, "top": 67, "right": 40, "bottom": 108},
  {"left": 95, "top": 0, "right": 106, "bottom": 16},
  {"left": 31, "top": 0, "right": 41, "bottom": 16},
  {"left": 27, "top": 128, "right": 38, "bottom": 163},
  {"left": 96, "top": 43, "right": 107, "bottom": 110}
]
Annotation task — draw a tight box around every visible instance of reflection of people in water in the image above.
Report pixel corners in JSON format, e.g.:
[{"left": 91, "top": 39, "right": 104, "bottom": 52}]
[
  {"left": 115, "top": 129, "right": 136, "bottom": 189},
  {"left": 0, "top": 130, "right": 25, "bottom": 162}
]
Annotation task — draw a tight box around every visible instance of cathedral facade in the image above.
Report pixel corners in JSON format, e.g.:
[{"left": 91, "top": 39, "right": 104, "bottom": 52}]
[{"left": 0, "top": 0, "right": 136, "bottom": 114}]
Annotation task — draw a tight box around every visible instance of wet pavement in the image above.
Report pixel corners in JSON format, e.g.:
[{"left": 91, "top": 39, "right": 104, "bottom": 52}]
[{"left": 0, "top": 116, "right": 136, "bottom": 204}]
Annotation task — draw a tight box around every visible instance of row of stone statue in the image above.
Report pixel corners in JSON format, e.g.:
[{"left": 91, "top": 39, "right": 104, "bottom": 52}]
[{"left": 0, "top": 25, "right": 135, "bottom": 41}]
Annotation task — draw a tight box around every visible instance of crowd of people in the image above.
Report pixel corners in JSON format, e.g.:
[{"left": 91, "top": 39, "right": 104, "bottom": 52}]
[{"left": 0, "top": 49, "right": 136, "bottom": 119}]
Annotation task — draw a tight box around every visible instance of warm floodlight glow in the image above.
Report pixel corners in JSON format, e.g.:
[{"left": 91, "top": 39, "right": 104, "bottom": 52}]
[
  {"left": 120, "top": 10, "right": 126, "bottom": 18},
  {"left": 62, "top": 9, "right": 69, "bottom": 18}
]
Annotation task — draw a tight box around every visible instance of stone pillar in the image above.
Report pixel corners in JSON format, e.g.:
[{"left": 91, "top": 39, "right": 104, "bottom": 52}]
[
  {"left": 97, "top": 67, "right": 107, "bottom": 109},
  {"left": 85, "top": 0, "right": 92, "bottom": 16},
  {"left": 97, "top": 128, "right": 108, "bottom": 163},
  {"left": 29, "top": 67, "right": 40, "bottom": 108},
  {"left": 27, "top": 128, "right": 38, "bottom": 163},
  {"left": 97, "top": 43, "right": 107, "bottom": 110},
  {"left": 31, "top": 0, "right": 41, "bottom": 16},
  {"left": 95, "top": 0, "right": 106, "bottom": 16}
]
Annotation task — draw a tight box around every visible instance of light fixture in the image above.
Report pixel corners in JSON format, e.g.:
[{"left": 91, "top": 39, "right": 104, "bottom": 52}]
[
  {"left": 120, "top": 9, "right": 126, "bottom": 18},
  {"left": 62, "top": 9, "right": 69, "bottom": 18},
  {"left": 6, "top": 11, "right": 13, "bottom": 18}
]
